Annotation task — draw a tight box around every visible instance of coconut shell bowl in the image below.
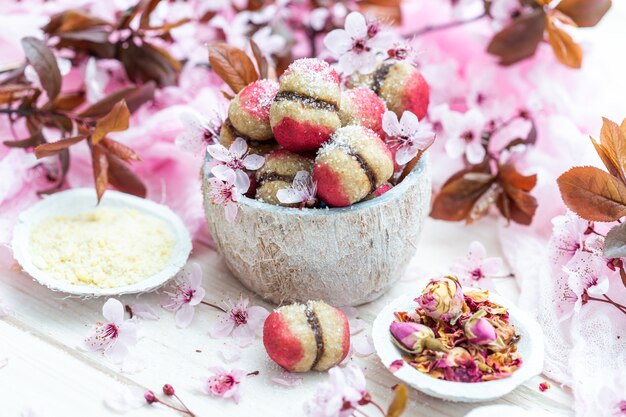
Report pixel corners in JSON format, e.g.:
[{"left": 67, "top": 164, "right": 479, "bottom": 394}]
[{"left": 202, "top": 153, "right": 431, "bottom": 307}]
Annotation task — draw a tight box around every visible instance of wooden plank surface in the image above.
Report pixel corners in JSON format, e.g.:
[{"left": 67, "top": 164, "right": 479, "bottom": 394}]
[{"left": 0, "top": 219, "right": 573, "bottom": 417}]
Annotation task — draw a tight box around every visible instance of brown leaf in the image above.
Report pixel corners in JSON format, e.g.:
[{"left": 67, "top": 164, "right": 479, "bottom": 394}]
[
  {"left": 3, "top": 130, "right": 45, "bottom": 149},
  {"left": 358, "top": 0, "right": 402, "bottom": 25},
  {"left": 546, "top": 16, "right": 583, "bottom": 68},
  {"left": 431, "top": 166, "right": 496, "bottom": 222},
  {"left": 208, "top": 43, "right": 258, "bottom": 93},
  {"left": 386, "top": 384, "right": 408, "bottom": 417},
  {"left": 56, "top": 31, "right": 116, "bottom": 59},
  {"left": 51, "top": 91, "right": 85, "bottom": 111},
  {"left": 250, "top": 40, "right": 267, "bottom": 79},
  {"left": 78, "top": 82, "right": 155, "bottom": 118},
  {"left": 117, "top": 2, "right": 143, "bottom": 29},
  {"left": 21, "top": 37, "right": 62, "bottom": 101},
  {"left": 556, "top": 0, "right": 611, "bottom": 27},
  {"left": 594, "top": 117, "right": 626, "bottom": 182},
  {"left": 119, "top": 41, "right": 179, "bottom": 87},
  {"left": 499, "top": 162, "right": 537, "bottom": 192},
  {"left": 503, "top": 118, "right": 537, "bottom": 150},
  {"left": 92, "top": 100, "right": 130, "bottom": 144},
  {"left": 44, "top": 10, "right": 110, "bottom": 34},
  {"left": 106, "top": 152, "right": 147, "bottom": 198},
  {"left": 38, "top": 149, "right": 70, "bottom": 195},
  {"left": 557, "top": 166, "right": 626, "bottom": 221},
  {"left": 604, "top": 222, "right": 626, "bottom": 258},
  {"left": 487, "top": 10, "right": 546, "bottom": 66},
  {"left": 92, "top": 144, "right": 109, "bottom": 203},
  {"left": 102, "top": 138, "right": 141, "bottom": 162},
  {"left": 0, "top": 84, "right": 34, "bottom": 104},
  {"left": 34, "top": 135, "right": 87, "bottom": 158}
]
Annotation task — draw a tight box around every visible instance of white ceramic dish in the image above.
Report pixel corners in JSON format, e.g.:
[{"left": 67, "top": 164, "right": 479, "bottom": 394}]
[
  {"left": 372, "top": 291, "right": 544, "bottom": 402},
  {"left": 11, "top": 188, "right": 192, "bottom": 297}
]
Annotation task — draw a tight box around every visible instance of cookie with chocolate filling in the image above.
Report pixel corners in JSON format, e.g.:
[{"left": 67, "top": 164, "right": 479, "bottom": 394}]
[
  {"left": 263, "top": 300, "right": 350, "bottom": 372},
  {"left": 313, "top": 125, "right": 394, "bottom": 207},
  {"left": 255, "top": 150, "right": 313, "bottom": 206},
  {"left": 228, "top": 79, "right": 279, "bottom": 141},
  {"left": 270, "top": 58, "right": 342, "bottom": 153}
]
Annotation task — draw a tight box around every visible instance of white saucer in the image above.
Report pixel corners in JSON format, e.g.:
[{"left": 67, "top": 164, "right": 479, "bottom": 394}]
[
  {"left": 11, "top": 188, "right": 192, "bottom": 297},
  {"left": 372, "top": 291, "right": 544, "bottom": 402}
]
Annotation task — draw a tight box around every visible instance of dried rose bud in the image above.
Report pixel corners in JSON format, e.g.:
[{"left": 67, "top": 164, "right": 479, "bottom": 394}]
[
  {"left": 416, "top": 276, "right": 464, "bottom": 324},
  {"left": 463, "top": 310, "right": 497, "bottom": 345},
  {"left": 390, "top": 321, "right": 435, "bottom": 353},
  {"left": 162, "top": 384, "right": 175, "bottom": 396},
  {"left": 144, "top": 390, "right": 157, "bottom": 404}
]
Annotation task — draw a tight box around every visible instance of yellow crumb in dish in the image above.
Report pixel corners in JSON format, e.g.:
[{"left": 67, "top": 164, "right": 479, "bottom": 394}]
[{"left": 29, "top": 207, "right": 175, "bottom": 288}]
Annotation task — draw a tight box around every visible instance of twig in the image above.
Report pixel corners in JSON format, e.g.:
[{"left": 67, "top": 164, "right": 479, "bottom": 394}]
[
  {"left": 200, "top": 300, "right": 227, "bottom": 312},
  {"left": 404, "top": 13, "right": 487, "bottom": 38}
]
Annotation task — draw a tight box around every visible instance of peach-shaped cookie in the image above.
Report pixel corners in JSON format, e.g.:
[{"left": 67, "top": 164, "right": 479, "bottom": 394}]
[
  {"left": 339, "top": 87, "right": 386, "bottom": 136},
  {"left": 263, "top": 300, "right": 350, "bottom": 372},
  {"left": 313, "top": 125, "right": 394, "bottom": 207},
  {"left": 255, "top": 150, "right": 313, "bottom": 206},
  {"left": 228, "top": 79, "right": 279, "bottom": 141},
  {"left": 270, "top": 58, "right": 342, "bottom": 152}
]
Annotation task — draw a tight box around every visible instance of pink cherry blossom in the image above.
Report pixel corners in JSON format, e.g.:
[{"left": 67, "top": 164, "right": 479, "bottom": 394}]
[
  {"left": 84, "top": 299, "right": 138, "bottom": 364},
  {"left": 276, "top": 171, "right": 318, "bottom": 207},
  {"left": 208, "top": 169, "right": 241, "bottom": 223},
  {"left": 563, "top": 250, "right": 613, "bottom": 314},
  {"left": 382, "top": 110, "right": 435, "bottom": 165},
  {"left": 550, "top": 211, "right": 591, "bottom": 265},
  {"left": 207, "top": 137, "right": 265, "bottom": 194},
  {"left": 389, "top": 359, "right": 404, "bottom": 373},
  {"left": 162, "top": 263, "right": 206, "bottom": 328},
  {"left": 176, "top": 110, "right": 222, "bottom": 155},
  {"left": 451, "top": 241, "right": 503, "bottom": 286},
  {"left": 129, "top": 303, "right": 159, "bottom": 321},
  {"left": 271, "top": 369, "right": 304, "bottom": 388},
  {"left": 443, "top": 108, "right": 488, "bottom": 164},
  {"left": 252, "top": 26, "right": 287, "bottom": 59},
  {"left": 304, "top": 364, "right": 367, "bottom": 417},
  {"left": 206, "top": 366, "right": 247, "bottom": 403},
  {"left": 323, "top": 12, "right": 393, "bottom": 75},
  {"left": 209, "top": 296, "right": 269, "bottom": 347}
]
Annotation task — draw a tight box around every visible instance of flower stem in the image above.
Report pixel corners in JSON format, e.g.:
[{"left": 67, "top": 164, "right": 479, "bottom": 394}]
[
  {"left": 172, "top": 394, "right": 195, "bottom": 417},
  {"left": 154, "top": 398, "right": 194, "bottom": 416},
  {"left": 247, "top": 371, "right": 260, "bottom": 376},
  {"left": 200, "top": 300, "right": 227, "bottom": 312},
  {"left": 368, "top": 400, "right": 386, "bottom": 416},
  {"left": 404, "top": 13, "right": 486, "bottom": 38},
  {"left": 588, "top": 295, "right": 626, "bottom": 315},
  {"left": 354, "top": 408, "right": 374, "bottom": 417}
]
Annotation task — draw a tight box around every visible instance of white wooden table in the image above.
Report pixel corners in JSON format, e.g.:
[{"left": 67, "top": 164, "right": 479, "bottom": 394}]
[{"left": 0, "top": 219, "right": 573, "bottom": 417}]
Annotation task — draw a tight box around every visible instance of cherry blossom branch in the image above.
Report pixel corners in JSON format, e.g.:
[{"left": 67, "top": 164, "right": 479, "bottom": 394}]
[
  {"left": 404, "top": 13, "right": 487, "bottom": 38},
  {"left": 200, "top": 300, "right": 227, "bottom": 312},
  {"left": 588, "top": 295, "right": 626, "bottom": 315}
]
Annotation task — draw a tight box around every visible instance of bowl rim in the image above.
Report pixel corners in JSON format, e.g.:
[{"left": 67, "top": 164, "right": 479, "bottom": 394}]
[
  {"left": 371, "top": 289, "right": 545, "bottom": 402},
  {"left": 11, "top": 188, "right": 192, "bottom": 297},
  {"left": 204, "top": 150, "right": 429, "bottom": 216}
]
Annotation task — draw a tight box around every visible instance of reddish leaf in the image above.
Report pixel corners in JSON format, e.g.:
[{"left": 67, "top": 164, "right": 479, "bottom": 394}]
[
  {"left": 78, "top": 82, "right": 155, "bottom": 118},
  {"left": 431, "top": 167, "right": 495, "bottom": 222},
  {"left": 139, "top": 0, "right": 162, "bottom": 28},
  {"left": 56, "top": 31, "right": 116, "bottom": 59},
  {"left": 21, "top": 37, "right": 62, "bottom": 101},
  {"left": 3, "top": 130, "right": 45, "bottom": 149},
  {"left": 593, "top": 117, "right": 626, "bottom": 182},
  {"left": 497, "top": 185, "right": 538, "bottom": 225},
  {"left": 546, "top": 16, "right": 583, "bottom": 68},
  {"left": 487, "top": 10, "right": 546, "bottom": 66},
  {"left": 43, "top": 10, "right": 110, "bottom": 34},
  {"left": 358, "top": 0, "right": 402, "bottom": 25},
  {"left": 106, "top": 152, "right": 147, "bottom": 198},
  {"left": 208, "top": 43, "right": 259, "bottom": 93},
  {"left": 604, "top": 222, "right": 626, "bottom": 258},
  {"left": 499, "top": 162, "right": 537, "bottom": 192},
  {"left": 51, "top": 91, "right": 85, "bottom": 111},
  {"left": 557, "top": 166, "right": 626, "bottom": 221},
  {"left": 102, "top": 138, "right": 141, "bottom": 162},
  {"left": 250, "top": 40, "right": 267, "bottom": 79},
  {"left": 38, "top": 149, "right": 70, "bottom": 195},
  {"left": 503, "top": 118, "right": 537, "bottom": 150},
  {"left": 119, "top": 41, "right": 179, "bottom": 87},
  {"left": 92, "top": 100, "right": 130, "bottom": 144},
  {"left": 0, "top": 84, "right": 34, "bottom": 104},
  {"left": 556, "top": 0, "right": 611, "bottom": 27},
  {"left": 34, "top": 135, "right": 87, "bottom": 158},
  {"left": 590, "top": 138, "right": 624, "bottom": 182},
  {"left": 117, "top": 2, "right": 143, "bottom": 29},
  {"left": 92, "top": 144, "right": 109, "bottom": 203}
]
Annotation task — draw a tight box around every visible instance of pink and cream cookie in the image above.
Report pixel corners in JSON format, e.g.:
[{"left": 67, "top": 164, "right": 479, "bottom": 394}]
[
  {"left": 338, "top": 87, "right": 386, "bottom": 136},
  {"left": 263, "top": 300, "right": 350, "bottom": 372},
  {"left": 270, "top": 58, "right": 342, "bottom": 152},
  {"left": 228, "top": 79, "right": 279, "bottom": 141},
  {"left": 349, "top": 61, "right": 429, "bottom": 120},
  {"left": 313, "top": 125, "right": 394, "bottom": 207},
  {"left": 219, "top": 120, "right": 279, "bottom": 156},
  {"left": 255, "top": 150, "right": 313, "bottom": 206}
]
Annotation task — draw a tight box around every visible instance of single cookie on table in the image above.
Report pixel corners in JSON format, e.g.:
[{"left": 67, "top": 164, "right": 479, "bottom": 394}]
[
  {"left": 263, "top": 300, "right": 350, "bottom": 372},
  {"left": 313, "top": 125, "right": 394, "bottom": 207},
  {"left": 270, "top": 58, "right": 342, "bottom": 153},
  {"left": 348, "top": 61, "right": 429, "bottom": 120},
  {"left": 228, "top": 79, "right": 279, "bottom": 141},
  {"left": 255, "top": 150, "right": 313, "bottom": 206},
  {"left": 219, "top": 119, "right": 279, "bottom": 156},
  {"left": 339, "top": 87, "right": 386, "bottom": 136}
]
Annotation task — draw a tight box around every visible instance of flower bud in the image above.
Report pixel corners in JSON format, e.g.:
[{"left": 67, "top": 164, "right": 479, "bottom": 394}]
[
  {"left": 416, "top": 276, "right": 464, "bottom": 324},
  {"left": 144, "top": 390, "right": 157, "bottom": 404},
  {"left": 463, "top": 310, "right": 497, "bottom": 345},
  {"left": 162, "top": 384, "right": 175, "bottom": 396},
  {"left": 390, "top": 321, "right": 435, "bottom": 353}
]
